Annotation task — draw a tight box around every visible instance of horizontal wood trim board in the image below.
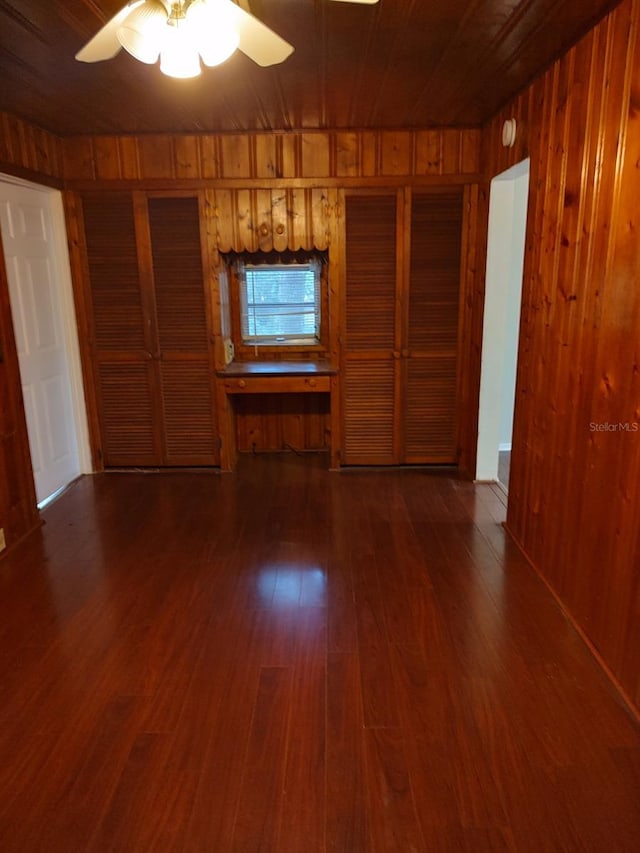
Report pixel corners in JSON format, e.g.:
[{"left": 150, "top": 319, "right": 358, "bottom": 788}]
[{"left": 62, "top": 175, "right": 484, "bottom": 192}]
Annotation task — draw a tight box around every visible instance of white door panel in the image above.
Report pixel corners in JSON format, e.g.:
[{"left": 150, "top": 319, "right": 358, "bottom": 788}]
[{"left": 0, "top": 182, "right": 83, "bottom": 504}]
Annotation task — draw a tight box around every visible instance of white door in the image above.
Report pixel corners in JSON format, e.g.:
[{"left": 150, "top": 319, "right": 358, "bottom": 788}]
[{"left": 0, "top": 180, "right": 85, "bottom": 504}]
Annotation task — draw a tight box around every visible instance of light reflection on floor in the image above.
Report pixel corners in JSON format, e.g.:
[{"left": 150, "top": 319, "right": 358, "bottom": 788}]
[{"left": 256, "top": 566, "right": 327, "bottom": 608}]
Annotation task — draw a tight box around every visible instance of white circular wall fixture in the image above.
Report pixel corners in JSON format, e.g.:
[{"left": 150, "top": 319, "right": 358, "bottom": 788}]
[{"left": 502, "top": 118, "right": 517, "bottom": 148}]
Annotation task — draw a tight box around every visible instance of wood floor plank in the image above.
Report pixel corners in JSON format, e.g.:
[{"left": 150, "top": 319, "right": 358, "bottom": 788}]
[
  {"left": 0, "top": 456, "right": 638, "bottom": 851},
  {"left": 277, "top": 608, "right": 326, "bottom": 853},
  {"left": 363, "top": 726, "right": 426, "bottom": 853},
  {"left": 231, "top": 666, "right": 292, "bottom": 853},
  {"left": 326, "top": 651, "right": 369, "bottom": 852},
  {"left": 89, "top": 731, "right": 174, "bottom": 850},
  {"left": 326, "top": 552, "right": 358, "bottom": 653}
]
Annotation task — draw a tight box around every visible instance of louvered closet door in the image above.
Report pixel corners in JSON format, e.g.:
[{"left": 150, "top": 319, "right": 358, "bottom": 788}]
[
  {"left": 147, "top": 196, "right": 217, "bottom": 465},
  {"left": 405, "top": 191, "right": 463, "bottom": 463},
  {"left": 83, "top": 195, "right": 160, "bottom": 466},
  {"left": 343, "top": 194, "right": 399, "bottom": 465}
]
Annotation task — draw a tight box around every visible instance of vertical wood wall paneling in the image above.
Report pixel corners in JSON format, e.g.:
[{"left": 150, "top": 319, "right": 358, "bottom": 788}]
[
  {"left": 573, "top": 4, "right": 640, "bottom": 706},
  {"left": 456, "top": 182, "right": 488, "bottom": 478},
  {"left": 483, "top": 0, "right": 640, "bottom": 715},
  {"left": 202, "top": 190, "right": 228, "bottom": 368},
  {"left": 233, "top": 394, "right": 331, "bottom": 454},
  {"left": 0, "top": 234, "right": 39, "bottom": 551},
  {"left": 207, "top": 194, "right": 237, "bottom": 470},
  {"left": 271, "top": 189, "right": 288, "bottom": 252},
  {"left": 0, "top": 112, "right": 62, "bottom": 186},
  {"left": 61, "top": 130, "right": 482, "bottom": 184}
]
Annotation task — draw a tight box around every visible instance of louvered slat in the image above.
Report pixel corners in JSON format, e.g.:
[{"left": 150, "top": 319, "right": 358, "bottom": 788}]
[
  {"left": 405, "top": 356, "right": 457, "bottom": 462},
  {"left": 345, "top": 196, "right": 397, "bottom": 351},
  {"left": 343, "top": 359, "right": 395, "bottom": 464},
  {"left": 97, "top": 362, "right": 156, "bottom": 465},
  {"left": 84, "top": 194, "right": 162, "bottom": 466},
  {"left": 84, "top": 193, "right": 217, "bottom": 467},
  {"left": 343, "top": 194, "right": 398, "bottom": 465},
  {"left": 405, "top": 192, "right": 462, "bottom": 461},
  {"left": 148, "top": 197, "right": 208, "bottom": 353},
  {"left": 409, "top": 192, "right": 462, "bottom": 351},
  {"left": 83, "top": 195, "right": 145, "bottom": 351},
  {"left": 160, "top": 360, "right": 217, "bottom": 464}
]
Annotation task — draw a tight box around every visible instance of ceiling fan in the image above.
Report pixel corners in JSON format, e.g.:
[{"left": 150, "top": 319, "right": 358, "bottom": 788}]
[{"left": 75, "top": 0, "right": 380, "bottom": 77}]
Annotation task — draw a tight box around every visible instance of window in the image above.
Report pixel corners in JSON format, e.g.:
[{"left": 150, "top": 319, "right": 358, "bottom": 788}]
[{"left": 238, "top": 258, "right": 322, "bottom": 346}]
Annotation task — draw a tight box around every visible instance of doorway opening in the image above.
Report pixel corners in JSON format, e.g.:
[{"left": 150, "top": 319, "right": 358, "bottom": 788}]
[
  {"left": 476, "top": 159, "right": 529, "bottom": 492},
  {"left": 0, "top": 174, "right": 91, "bottom": 507}
]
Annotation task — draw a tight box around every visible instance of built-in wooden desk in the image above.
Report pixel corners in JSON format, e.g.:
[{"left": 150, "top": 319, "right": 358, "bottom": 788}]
[{"left": 215, "top": 361, "right": 340, "bottom": 470}]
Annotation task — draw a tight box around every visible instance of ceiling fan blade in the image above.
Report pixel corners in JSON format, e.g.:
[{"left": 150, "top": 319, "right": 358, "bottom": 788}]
[
  {"left": 330, "top": 1, "right": 379, "bottom": 4},
  {"left": 75, "top": 0, "right": 146, "bottom": 62},
  {"left": 225, "top": 0, "right": 294, "bottom": 67}
]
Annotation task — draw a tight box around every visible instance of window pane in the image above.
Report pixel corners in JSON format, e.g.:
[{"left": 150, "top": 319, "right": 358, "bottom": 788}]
[{"left": 241, "top": 262, "right": 321, "bottom": 344}]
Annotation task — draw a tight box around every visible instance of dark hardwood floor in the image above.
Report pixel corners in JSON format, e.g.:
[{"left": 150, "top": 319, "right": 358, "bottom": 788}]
[{"left": 1, "top": 454, "right": 639, "bottom": 852}]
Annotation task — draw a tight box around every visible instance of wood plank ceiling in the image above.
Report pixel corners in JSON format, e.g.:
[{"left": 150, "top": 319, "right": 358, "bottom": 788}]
[{"left": 0, "top": 0, "right": 622, "bottom": 135}]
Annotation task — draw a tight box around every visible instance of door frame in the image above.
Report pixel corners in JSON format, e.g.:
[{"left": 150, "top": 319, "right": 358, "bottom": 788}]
[
  {"left": 476, "top": 158, "right": 530, "bottom": 485},
  {"left": 0, "top": 173, "right": 92, "bottom": 488}
]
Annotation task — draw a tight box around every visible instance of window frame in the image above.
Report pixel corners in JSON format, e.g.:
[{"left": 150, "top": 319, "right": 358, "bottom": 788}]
[
  {"left": 239, "top": 260, "right": 322, "bottom": 347},
  {"left": 228, "top": 252, "right": 330, "bottom": 358}
]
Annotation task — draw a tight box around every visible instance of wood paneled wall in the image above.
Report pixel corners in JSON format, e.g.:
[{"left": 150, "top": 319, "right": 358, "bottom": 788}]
[
  {"left": 454, "top": 181, "right": 488, "bottom": 478},
  {"left": 62, "top": 127, "right": 482, "bottom": 459},
  {"left": 484, "top": 0, "right": 640, "bottom": 713},
  {"left": 0, "top": 111, "right": 62, "bottom": 186},
  {"left": 61, "top": 129, "right": 481, "bottom": 185},
  {"left": 0, "top": 241, "right": 39, "bottom": 551}
]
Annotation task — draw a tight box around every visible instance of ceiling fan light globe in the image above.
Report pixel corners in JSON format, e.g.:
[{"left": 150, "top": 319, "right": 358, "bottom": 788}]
[
  {"left": 160, "top": 23, "right": 202, "bottom": 78},
  {"left": 117, "top": 0, "right": 168, "bottom": 64},
  {"left": 199, "top": 28, "right": 239, "bottom": 67},
  {"left": 187, "top": 0, "right": 239, "bottom": 65}
]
